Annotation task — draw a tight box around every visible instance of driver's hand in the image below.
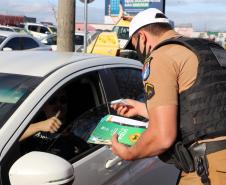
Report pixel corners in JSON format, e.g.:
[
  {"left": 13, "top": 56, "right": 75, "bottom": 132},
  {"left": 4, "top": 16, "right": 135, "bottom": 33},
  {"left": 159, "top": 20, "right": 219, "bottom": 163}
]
[{"left": 37, "top": 117, "right": 62, "bottom": 133}]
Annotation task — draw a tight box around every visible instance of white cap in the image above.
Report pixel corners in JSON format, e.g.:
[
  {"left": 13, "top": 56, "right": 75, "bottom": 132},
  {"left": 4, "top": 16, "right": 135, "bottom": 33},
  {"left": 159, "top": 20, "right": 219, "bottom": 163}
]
[{"left": 129, "top": 8, "right": 170, "bottom": 37}]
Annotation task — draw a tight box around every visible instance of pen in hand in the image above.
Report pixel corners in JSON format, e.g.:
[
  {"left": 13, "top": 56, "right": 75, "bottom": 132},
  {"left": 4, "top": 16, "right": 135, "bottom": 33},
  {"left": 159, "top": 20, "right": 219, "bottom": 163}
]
[{"left": 55, "top": 110, "right": 61, "bottom": 118}]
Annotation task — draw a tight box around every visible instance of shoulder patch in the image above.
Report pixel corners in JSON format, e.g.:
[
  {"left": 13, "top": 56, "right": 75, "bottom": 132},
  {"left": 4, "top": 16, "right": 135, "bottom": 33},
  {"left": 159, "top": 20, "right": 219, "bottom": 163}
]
[{"left": 144, "top": 83, "right": 155, "bottom": 100}]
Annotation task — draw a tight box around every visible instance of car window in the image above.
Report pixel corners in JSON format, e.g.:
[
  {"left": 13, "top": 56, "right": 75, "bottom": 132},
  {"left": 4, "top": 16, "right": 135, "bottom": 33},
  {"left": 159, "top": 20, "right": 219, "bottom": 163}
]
[
  {"left": 49, "top": 26, "right": 57, "bottom": 33},
  {"left": 88, "top": 31, "right": 101, "bottom": 45},
  {"left": 40, "top": 26, "right": 49, "bottom": 34},
  {"left": 20, "top": 71, "right": 109, "bottom": 162},
  {"left": 0, "top": 27, "right": 13, "bottom": 32},
  {"left": 21, "top": 37, "right": 39, "bottom": 49},
  {"left": 111, "top": 68, "right": 145, "bottom": 101},
  {"left": 0, "top": 35, "right": 6, "bottom": 44},
  {"left": 113, "top": 26, "right": 129, "bottom": 40},
  {"left": 4, "top": 37, "right": 21, "bottom": 50},
  {"left": 0, "top": 73, "right": 42, "bottom": 128},
  {"left": 75, "top": 35, "right": 84, "bottom": 45},
  {"left": 28, "top": 25, "right": 38, "bottom": 32}
]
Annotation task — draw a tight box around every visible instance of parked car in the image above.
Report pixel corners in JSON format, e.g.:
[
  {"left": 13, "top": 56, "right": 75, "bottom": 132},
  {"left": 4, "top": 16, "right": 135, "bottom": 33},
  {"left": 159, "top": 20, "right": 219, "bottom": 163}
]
[
  {"left": 41, "top": 31, "right": 100, "bottom": 52},
  {"left": 0, "top": 25, "right": 18, "bottom": 32},
  {"left": 112, "top": 18, "right": 130, "bottom": 49},
  {"left": 0, "top": 31, "right": 51, "bottom": 51},
  {"left": 0, "top": 25, "right": 28, "bottom": 34},
  {"left": 0, "top": 51, "right": 179, "bottom": 185},
  {"left": 23, "top": 22, "right": 56, "bottom": 39}
]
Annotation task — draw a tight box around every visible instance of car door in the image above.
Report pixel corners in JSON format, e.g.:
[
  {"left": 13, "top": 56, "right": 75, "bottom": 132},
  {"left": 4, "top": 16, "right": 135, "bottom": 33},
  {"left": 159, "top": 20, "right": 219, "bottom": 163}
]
[
  {"left": 6, "top": 67, "right": 133, "bottom": 185},
  {"left": 2, "top": 37, "right": 22, "bottom": 50},
  {"left": 108, "top": 67, "right": 180, "bottom": 185},
  {"left": 21, "top": 37, "right": 40, "bottom": 50},
  {"left": 65, "top": 70, "right": 132, "bottom": 185}
]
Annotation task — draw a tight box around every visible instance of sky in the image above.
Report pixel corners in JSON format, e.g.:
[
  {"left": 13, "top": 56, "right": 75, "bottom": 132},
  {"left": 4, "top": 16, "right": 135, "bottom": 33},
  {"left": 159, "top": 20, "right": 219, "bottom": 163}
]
[{"left": 0, "top": 0, "right": 226, "bottom": 32}]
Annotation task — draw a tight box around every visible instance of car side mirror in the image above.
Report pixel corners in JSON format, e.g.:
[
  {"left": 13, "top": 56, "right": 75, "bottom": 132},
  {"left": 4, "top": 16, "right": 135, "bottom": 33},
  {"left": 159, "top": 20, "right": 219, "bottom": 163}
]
[
  {"left": 3, "top": 47, "right": 13, "bottom": 51},
  {"left": 9, "top": 151, "right": 74, "bottom": 185}
]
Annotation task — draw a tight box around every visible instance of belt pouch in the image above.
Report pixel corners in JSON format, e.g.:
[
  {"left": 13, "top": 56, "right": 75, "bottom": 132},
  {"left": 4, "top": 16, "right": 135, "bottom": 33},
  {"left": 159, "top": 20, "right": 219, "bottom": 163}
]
[{"left": 174, "top": 141, "right": 195, "bottom": 173}]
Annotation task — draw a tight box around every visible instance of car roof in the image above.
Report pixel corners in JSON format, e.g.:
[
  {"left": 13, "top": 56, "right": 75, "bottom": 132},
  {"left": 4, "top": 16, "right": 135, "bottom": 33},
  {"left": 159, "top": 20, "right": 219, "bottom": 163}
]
[
  {"left": 0, "top": 30, "right": 29, "bottom": 37},
  {"left": 24, "top": 22, "right": 46, "bottom": 26},
  {"left": 0, "top": 51, "right": 142, "bottom": 77},
  {"left": 0, "top": 25, "right": 13, "bottom": 29}
]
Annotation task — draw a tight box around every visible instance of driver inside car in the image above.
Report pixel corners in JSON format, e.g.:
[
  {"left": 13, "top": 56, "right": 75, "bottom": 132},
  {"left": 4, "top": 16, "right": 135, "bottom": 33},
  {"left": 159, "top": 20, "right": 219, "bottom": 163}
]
[
  {"left": 20, "top": 88, "right": 89, "bottom": 160},
  {"left": 19, "top": 89, "right": 67, "bottom": 141}
]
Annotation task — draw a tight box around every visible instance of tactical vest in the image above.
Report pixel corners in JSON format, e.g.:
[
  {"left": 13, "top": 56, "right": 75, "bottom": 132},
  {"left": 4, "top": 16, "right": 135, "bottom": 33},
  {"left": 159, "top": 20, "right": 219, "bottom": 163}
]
[{"left": 153, "top": 37, "right": 226, "bottom": 145}]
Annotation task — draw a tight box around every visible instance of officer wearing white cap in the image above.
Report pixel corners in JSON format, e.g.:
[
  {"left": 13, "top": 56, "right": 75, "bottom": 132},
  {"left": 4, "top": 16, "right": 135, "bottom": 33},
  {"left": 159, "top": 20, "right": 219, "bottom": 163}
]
[
  {"left": 124, "top": 7, "right": 172, "bottom": 62},
  {"left": 111, "top": 8, "right": 226, "bottom": 185}
]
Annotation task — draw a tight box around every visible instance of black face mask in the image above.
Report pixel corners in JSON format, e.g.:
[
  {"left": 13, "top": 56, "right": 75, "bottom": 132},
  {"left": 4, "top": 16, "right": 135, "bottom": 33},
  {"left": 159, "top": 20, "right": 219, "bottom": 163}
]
[{"left": 135, "top": 36, "right": 151, "bottom": 64}]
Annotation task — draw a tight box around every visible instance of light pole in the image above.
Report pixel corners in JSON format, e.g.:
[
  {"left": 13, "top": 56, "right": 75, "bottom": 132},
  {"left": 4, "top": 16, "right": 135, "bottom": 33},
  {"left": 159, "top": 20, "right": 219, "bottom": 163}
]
[{"left": 79, "top": 0, "right": 94, "bottom": 53}]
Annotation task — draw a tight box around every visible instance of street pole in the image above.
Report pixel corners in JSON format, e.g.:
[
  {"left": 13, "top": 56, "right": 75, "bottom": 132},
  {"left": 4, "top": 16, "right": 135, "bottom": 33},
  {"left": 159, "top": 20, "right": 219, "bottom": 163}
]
[
  {"left": 57, "top": 0, "right": 75, "bottom": 52},
  {"left": 79, "top": 0, "right": 94, "bottom": 53},
  {"left": 83, "top": 0, "right": 88, "bottom": 53},
  {"left": 162, "top": 0, "right": 166, "bottom": 13}
]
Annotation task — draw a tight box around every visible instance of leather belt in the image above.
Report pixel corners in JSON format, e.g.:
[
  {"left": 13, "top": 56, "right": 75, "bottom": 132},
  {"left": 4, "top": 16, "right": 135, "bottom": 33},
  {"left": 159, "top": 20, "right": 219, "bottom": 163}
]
[{"left": 204, "top": 139, "right": 226, "bottom": 155}]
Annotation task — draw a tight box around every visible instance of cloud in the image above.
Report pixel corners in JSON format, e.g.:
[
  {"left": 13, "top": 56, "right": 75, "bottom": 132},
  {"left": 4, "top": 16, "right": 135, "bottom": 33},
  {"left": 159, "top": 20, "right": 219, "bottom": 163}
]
[
  {"left": 0, "top": 0, "right": 104, "bottom": 24},
  {"left": 76, "top": 6, "right": 104, "bottom": 23},
  {"left": 0, "top": 0, "right": 225, "bottom": 31},
  {"left": 168, "top": 9, "right": 226, "bottom": 31},
  {"left": 0, "top": 0, "right": 54, "bottom": 22},
  {"left": 165, "top": 0, "right": 226, "bottom": 31},
  {"left": 166, "top": 0, "right": 226, "bottom": 6}
]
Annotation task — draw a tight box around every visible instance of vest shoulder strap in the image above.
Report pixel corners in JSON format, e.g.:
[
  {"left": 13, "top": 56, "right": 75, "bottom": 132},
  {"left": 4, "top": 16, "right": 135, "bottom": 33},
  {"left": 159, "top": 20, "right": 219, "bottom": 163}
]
[{"left": 153, "top": 37, "right": 223, "bottom": 56}]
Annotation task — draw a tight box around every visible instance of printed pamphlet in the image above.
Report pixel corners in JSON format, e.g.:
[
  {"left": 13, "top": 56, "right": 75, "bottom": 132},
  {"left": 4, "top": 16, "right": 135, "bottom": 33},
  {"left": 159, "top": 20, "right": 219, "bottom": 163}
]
[{"left": 87, "top": 114, "right": 148, "bottom": 146}]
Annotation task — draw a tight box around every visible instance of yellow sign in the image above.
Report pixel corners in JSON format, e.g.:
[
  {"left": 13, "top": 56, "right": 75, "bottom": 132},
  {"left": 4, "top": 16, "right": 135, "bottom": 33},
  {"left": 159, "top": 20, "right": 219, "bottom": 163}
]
[{"left": 87, "top": 32, "right": 120, "bottom": 56}]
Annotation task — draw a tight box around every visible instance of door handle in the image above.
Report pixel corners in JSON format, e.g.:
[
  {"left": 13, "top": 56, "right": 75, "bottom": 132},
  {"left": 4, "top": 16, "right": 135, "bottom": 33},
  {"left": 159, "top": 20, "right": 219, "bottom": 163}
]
[{"left": 105, "top": 156, "right": 122, "bottom": 169}]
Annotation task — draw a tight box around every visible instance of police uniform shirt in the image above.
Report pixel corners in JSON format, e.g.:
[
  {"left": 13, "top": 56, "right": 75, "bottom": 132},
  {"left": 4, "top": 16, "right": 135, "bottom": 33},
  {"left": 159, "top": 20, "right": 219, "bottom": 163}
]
[{"left": 143, "top": 30, "right": 198, "bottom": 110}]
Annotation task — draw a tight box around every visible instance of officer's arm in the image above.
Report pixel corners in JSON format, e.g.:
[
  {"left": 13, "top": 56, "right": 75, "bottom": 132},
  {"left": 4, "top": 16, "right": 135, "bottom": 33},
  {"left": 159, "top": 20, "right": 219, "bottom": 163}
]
[{"left": 111, "top": 104, "right": 177, "bottom": 160}]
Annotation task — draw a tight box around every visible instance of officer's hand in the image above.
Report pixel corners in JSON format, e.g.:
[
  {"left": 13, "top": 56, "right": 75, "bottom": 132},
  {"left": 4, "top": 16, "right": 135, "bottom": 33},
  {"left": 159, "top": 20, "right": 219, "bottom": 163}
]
[
  {"left": 111, "top": 134, "right": 133, "bottom": 161},
  {"left": 110, "top": 99, "right": 139, "bottom": 118},
  {"left": 37, "top": 117, "right": 62, "bottom": 133}
]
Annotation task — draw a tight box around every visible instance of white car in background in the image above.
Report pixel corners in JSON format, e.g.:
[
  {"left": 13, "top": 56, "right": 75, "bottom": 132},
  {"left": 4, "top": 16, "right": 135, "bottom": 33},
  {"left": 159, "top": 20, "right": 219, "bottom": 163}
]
[
  {"left": 41, "top": 31, "right": 99, "bottom": 52},
  {"left": 0, "top": 31, "right": 51, "bottom": 51},
  {"left": 0, "top": 25, "right": 31, "bottom": 35},
  {"left": 0, "top": 25, "right": 20, "bottom": 32},
  {"left": 23, "top": 22, "right": 56, "bottom": 39},
  {"left": 0, "top": 51, "right": 179, "bottom": 185}
]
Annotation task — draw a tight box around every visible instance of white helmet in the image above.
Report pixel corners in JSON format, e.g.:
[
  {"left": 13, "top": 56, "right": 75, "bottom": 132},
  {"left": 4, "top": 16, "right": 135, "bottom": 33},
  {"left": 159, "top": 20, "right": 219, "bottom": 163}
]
[{"left": 129, "top": 8, "right": 170, "bottom": 38}]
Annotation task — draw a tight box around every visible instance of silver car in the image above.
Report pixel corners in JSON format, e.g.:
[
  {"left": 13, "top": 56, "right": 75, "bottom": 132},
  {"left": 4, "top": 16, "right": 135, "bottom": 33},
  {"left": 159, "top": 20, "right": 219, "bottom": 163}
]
[
  {"left": 0, "top": 51, "right": 179, "bottom": 185},
  {"left": 0, "top": 30, "right": 51, "bottom": 51},
  {"left": 40, "top": 31, "right": 99, "bottom": 52}
]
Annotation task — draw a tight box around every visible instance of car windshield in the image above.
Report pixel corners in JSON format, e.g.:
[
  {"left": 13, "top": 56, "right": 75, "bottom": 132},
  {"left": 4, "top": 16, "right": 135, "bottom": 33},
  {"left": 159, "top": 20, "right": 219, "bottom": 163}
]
[
  {"left": 112, "top": 26, "right": 129, "bottom": 40},
  {"left": 49, "top": 26, "right": 57, "bottom": 33},
  {"left": 0, "top": 73, "right": 42, "bottom": 128},
  {"left": 0, "top": 36, "right": 6, "bottom": 44},
  {"left": 13, "top": 28, "right": 22, "bottom": 32},
  {"left": 74, "top": 35, "right": 84, "bottom": 45}
]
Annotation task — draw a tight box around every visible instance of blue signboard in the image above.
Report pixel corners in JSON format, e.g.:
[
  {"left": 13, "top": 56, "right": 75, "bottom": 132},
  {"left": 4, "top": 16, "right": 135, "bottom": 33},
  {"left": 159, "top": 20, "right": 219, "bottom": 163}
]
[
  {"left": 105, "top": 0, "right": 165, "bottom": 16},
  {"left": 110, "top": 0, "right": 121, "bottom": 16}
]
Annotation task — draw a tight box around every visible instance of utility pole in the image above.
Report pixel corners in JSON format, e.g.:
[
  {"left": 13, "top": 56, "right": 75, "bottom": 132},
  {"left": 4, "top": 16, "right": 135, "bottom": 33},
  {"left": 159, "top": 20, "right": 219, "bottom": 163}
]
[{"left": 57, "top": 0, "right": 75, "bottom": 52}]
